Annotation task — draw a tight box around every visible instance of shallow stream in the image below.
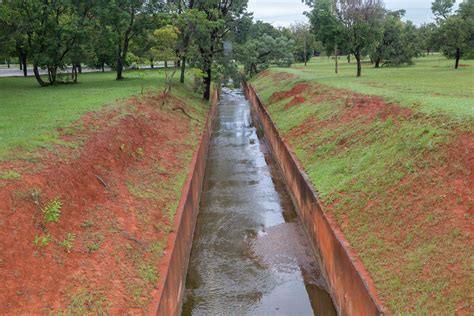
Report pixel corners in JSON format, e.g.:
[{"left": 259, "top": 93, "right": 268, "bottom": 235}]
[{"left": 182, "top": 88, "right": 336, "bottom": 315}]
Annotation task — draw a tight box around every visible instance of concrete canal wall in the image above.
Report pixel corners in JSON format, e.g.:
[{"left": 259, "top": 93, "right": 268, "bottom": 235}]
[
  {"left": 149, "top": 89, "right": 219, "bottom": 316},
  {"left": 244, "top": 83, "right": 386, "bottom": 316}
]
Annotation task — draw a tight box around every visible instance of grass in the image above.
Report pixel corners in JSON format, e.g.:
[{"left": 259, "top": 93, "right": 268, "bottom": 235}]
[
  {"left": 0, "top": 170, "right": 21, "bottom": 180},
  {"left": 0, "top": 69, "right": 168, "bottom": 160},
  {"left": 274, "top": 54, "right": 474, "bottom": 120},
  {"left": 251, "top": 54, "right": 473, "bottom": 313},
  {"left": 42, "top": 197, "right": 62, "bottom": 224}
]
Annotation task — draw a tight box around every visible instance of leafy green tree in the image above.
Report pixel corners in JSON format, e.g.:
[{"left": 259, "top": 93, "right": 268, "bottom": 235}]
[
  {"left": 418, "top": 23, "right": 438, "bottom": 55},
  {"left": 24, "top": 0, "right": 94, "bottom": 86},
  {"left": 371, "top": 10, "right": 421, "bottom": 67},
  {"left": 431, "top": 0, "right": 456, "bottom": 21},
  {"left": 307, "top": 0, "right": 347, "bottom": 73},
  {"left": 95, "top": 0, "right": 155, "bottom": 80},
  {"left": 307, "top": 0, "right": 384, "bottom": 77},
  {"left": 188, "top": 0, "right": 249, "bottom": 100},
  {"left": 236, "top": 33, "right": 294, "bottom": 77},
  {"left": 434, "top": 0, "right": 474, "bottom": 68},
  {"left": 288, "top": 23, "right": 316, "bottom": 65},
  {"left": 438, "top": 16, "right": 470, "bottom": 68},
  {"left": 151, "top": 25, "right": 180, "bottom": 94}
]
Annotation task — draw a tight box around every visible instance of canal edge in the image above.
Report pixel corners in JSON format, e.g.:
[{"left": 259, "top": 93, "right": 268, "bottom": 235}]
[
  {"left": 243, "top": 82, "right": 386, "bottom": 316},
  {"left": 148, "top": 88, "right": 220, "bottom": 316}
]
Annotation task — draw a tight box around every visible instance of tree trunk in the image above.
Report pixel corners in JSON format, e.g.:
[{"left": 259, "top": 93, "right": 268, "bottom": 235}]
[
  {"left": 375, "top": 57, "right": 380, "bottom": 68},
  {"left": 180, "top": 56, "right": 186, "bottom": 84},
  {"left": 19, "top": 57, "right": 22, "bottom": 70},
  {"left": 101, "top": 62, "right": 105, "bottom": 72},
  {"left": 22, "top": 55, "right": 27, "bottom": 77},
  {"left": 203, "top": 67, "right": 211, "bottom": 100},
  {"left": 48, "top": 66, "right": 57, "bottom": 84},
  {"left": 78, "top": 64, "right": 82, "bottom": 73},
  {"left": 334, "top": 44, "right": 338, "bottom": 74},
  {"left": 151, "top": 59, "right": 154, "bottom": 69},
  {"left": 164, "top": 61, "right": 168, "bottom": 68},
  {"left": 355, "top": 49, "right": 362, "bottom": 77},
  {"left": 455, "top": 47, "right": 461, "bottom": 69},
  {"left": 7, "top": 59, "right": 10, "bottom": 68},
  {"left": 304, "top": 32, "right": 307, "bottom": 66},
  {"left": 347, "top": 54, "right": 351, "bottom": 63},
  {"left": 33, "top": 64, "right": 48, "bottom": 87}
]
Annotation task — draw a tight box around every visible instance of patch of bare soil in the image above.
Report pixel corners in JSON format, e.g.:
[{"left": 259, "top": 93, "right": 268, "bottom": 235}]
[{"left": 0, "top": 93, "right": 203, "bottom": 314}]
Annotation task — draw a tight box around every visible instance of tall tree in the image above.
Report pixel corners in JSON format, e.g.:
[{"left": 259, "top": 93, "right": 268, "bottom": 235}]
[
  {"left": 306, "top": 0, "right": 384, "bottom": 77},
  {"left": 96, "top": 0, "right": 154, "bottom": 80},
  {"left": 307, "top": 0, "right": 347, "bottom": 73},
  {"left": 371, "top": 10, "right": 421, "bottom": 67},
  {"left": 431, "top": 0, "right": 456, "bottom": 20},
  {"left": 418, "top": 23, "right": 438, "bottom": 55},
  {"left": 190, "top": 0, "right": 248, "bottom": 100},
  {"left": 433, "top": 0, "right": 474, "bottom": 68}
]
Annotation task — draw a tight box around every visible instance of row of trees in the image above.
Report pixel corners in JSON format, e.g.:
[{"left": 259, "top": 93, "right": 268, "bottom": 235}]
[
  {"left": 304, "top": 0, "right": 474, "bottom": 76},
  {"left": 0, "top": 0, "right": 298, "bottom": 99}
]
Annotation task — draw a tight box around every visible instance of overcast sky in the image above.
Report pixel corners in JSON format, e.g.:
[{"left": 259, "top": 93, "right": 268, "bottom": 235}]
[{"left": 247, "top": 0, "right": 461, "bottom": 27}]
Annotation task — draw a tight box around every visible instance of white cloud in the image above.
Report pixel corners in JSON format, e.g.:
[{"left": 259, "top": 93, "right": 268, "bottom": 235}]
[{"left": 247, "top": 0, "right": 462, "bottom": 27}]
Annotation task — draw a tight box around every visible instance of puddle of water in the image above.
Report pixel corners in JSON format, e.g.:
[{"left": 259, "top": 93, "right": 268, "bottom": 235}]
[{"left": 182, "top": 88, "right": 336, "bottom": 315}]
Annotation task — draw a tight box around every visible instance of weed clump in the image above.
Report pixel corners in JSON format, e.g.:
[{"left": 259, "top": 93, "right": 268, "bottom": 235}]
[{"left": 42, "top": 197, "right": 62, "bottom": 224}]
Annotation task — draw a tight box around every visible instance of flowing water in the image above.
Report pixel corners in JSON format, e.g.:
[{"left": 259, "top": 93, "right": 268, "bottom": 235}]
[{"left": 182, "top": 88, "right": 336, "bottom": 315}]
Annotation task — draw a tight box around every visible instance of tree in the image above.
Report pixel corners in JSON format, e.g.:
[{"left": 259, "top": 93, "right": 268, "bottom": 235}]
[
  {"left": 189, "top": 0, "right": 249, "bottom": 100},
  {"left": 288, "top": 23, "right": 315, "bottom": 66},
  {"left": 431, "top": 0, "right": 456, "bottom": 21},
  {"left": 307, "top": 0, "right": 347, "bottom": 73},
  {"left": 434, "top": 0, "right": 474, "bottom": 68},
  {"left": 371, "top": 10, "right": 421, "bottom": 67},
  {"left": 151, "top": 25, "right": 180, "bottom": 95},
  {"left": 236, "top": 33, "right": 294, "bottom": 77},
  {"left": 23, "top": 0, "right": 94, "bottom": 86},
  {"left": 438, "top": 16, "right": 470, "bottom": 68},
  {"left": 96, "top": 0, "right": 153, "bottom": 81},
  {"left": 307, "top": 0, "right": 384, "bottom": 77},
  {"left": 418, "top": 23, "right": 438, "bottom": 55}
]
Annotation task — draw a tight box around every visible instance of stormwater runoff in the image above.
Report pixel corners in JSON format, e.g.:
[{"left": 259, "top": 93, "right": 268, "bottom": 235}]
[{"left": 182, "top": 88, "right": 336, "bottom": 315}]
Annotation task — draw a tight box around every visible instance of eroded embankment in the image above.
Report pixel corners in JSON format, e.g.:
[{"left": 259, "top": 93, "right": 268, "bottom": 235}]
[
  {"left": 250, "top": 71, "right": 473, "bottom": 314},
  {"left": 0, "top": 91, "right": 207, "bottom": 314}
]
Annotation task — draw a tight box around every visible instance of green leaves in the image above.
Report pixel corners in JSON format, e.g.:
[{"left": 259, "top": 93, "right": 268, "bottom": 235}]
[{"left": 42, "top": 197, "right": 62, "bottom": 224}]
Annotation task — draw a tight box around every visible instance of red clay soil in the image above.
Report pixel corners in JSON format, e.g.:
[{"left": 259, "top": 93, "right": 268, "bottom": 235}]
[
  {"left": 0, "top": 93, "right": 203, "bottom": 314},
  {"left": 269, "top": 83, "right": 310, "bottom": 104},
  {"left": 284, "top": 96, "right": 306, "bottom": 110}
]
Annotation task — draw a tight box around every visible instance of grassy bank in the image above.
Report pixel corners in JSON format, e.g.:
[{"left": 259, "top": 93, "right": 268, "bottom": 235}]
[
  {"left": 284, "top": 55, "right": 474, "bottom": 119},
  {"left": 0, "top": 70, "right": 172, "bottom": 159},
  {"left": 251, "top": 55, "right": 473, "bottom": 313}
]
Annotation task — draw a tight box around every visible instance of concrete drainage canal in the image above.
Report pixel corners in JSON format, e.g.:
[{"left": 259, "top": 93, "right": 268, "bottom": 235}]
[{"left": 182, "top": 88, "right": 337, "bottom": 315}]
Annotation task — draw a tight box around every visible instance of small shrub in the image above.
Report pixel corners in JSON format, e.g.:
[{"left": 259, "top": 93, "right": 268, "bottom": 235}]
[
  {"left": 81, "top": 219, "right": 94, "bottom": 228},
  {"left": 34, "top": 234, "right": 52, "bottom": 247},
  {"left": 86, "top": 242, "right": 100, "bottom": 253},
  {"left": 42, "top": 197, "right": 62, "bottom": 224},
  {"left": 61, "top": 233, "right": 76, "bottom": 253}
]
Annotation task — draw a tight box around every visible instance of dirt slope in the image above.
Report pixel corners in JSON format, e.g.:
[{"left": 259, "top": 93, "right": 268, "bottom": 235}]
[{"left": 0, "top": 93, "right": 205, "bottom": 314}]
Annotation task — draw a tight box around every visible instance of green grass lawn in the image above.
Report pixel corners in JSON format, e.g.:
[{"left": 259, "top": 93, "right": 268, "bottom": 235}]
[
  {"left": 0, "top": 70, "right": 175, "bottom": 159},
  {"left": 251, "top": 55, "right": 473, "bottom": 313},
  {"left": 278, "top": 54, "right": 474, "bottom": 120}
]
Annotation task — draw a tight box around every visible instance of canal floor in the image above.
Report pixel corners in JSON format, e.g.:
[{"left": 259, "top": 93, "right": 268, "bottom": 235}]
[{"left": 182, "top": 88, "right": 336, "bottom": 315}]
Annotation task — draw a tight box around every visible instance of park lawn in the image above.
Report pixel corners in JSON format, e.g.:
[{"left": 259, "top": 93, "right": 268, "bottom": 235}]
[
  {"left": 0, "top": 70, "right": 210, "bottom": 313},
  {"left": 0, "top": 70, "right": 173, "bottom": 160},
  {"left": 251, "top": 55, "right": 473, "bottom": 314},
  {"left": 282, "top": 54, "right": 474, "bottom": 119}
]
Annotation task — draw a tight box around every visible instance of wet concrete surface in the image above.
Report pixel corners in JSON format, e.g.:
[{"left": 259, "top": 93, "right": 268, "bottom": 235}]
[{"left": 182, "top": 88, "right": 336, "bottom": 315}]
